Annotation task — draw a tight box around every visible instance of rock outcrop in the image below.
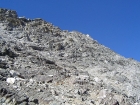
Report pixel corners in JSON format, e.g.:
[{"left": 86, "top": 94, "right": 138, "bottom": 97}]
[{"left": 0, "top": 8, "right": 140, "bottom": 105}]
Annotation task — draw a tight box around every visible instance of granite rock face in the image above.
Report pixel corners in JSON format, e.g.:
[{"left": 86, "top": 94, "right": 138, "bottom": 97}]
[{"left": 0, "top": 8, "right": 140, "bottom": 105}]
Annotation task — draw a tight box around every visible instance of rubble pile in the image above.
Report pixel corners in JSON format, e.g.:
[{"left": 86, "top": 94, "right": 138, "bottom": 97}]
[{"left": 0, "top": 8, "right": 140, "bottom": 105}]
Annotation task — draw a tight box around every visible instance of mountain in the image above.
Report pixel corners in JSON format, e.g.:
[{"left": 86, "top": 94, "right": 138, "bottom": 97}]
[{"left": 0, "top": 8, "right": 140, "bottom": 105}]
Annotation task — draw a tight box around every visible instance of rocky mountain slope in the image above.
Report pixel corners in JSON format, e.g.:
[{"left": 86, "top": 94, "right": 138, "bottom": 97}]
[{"left": 0, "top": 8, "right": 140, "bottom": 105}]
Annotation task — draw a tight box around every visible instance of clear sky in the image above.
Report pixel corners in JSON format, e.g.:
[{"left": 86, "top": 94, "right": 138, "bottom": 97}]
[{"left": 1, "top": 0, "right": 140, "bottom": 61}]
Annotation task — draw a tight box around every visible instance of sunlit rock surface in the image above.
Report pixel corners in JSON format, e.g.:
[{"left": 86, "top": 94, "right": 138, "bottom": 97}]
[{"left": 0, "top": 8, "right": 140, "bottom": 105}]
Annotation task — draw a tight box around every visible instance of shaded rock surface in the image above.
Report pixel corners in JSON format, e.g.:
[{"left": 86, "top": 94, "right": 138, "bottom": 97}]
[{"left": 0, "top": 8, "right": 140, "bottom": 105}]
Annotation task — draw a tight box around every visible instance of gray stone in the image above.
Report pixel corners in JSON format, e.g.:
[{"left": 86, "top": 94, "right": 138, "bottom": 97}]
[
  {"left": 2, "top": 103, "right": 7, "bottom": 105},
  {"left": 0, "top": 8, "right": 140, "bottom": 105},
  {"left": 1, "top": 97, "right": 7, "bottom": 103},
  {"left": 19, "top": 102, "right": 28, "bottom": 105}
]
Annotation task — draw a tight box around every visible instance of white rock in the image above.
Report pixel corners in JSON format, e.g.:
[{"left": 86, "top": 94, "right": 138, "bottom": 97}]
[
  {"left": 6, "top": 78, "right": 15, "bottom": 84},
  {"left": 18, "top": 16, "right": 25, "bottom": 19},
  {"left": 64, "top": 103, "right": 71, "bottom": 105},
  {"left": 97, "top": 89, "right": 107, "bottom": 99},
  {"left": 13, "top": 85, "right": 18, "bottom": 89},
  {"left": 48, "top": 75, "right": 53, "bottom": 77},
  {"left": 15, "top": 77, "right": 24, "bottom": 81},
  {"left": 94, "top": 77, "right": 101, "bottom": 83},
  {"left": 86, "top": 34, "right": 90, "bottom": 37},
  {"left": 134, "top": 103, "right": 139, "bottom": 105}
]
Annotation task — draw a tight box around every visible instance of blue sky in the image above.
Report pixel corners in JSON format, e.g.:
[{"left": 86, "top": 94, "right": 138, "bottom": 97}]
[{"left": 1, "top": 0, "right": 140, "bottom": 61}]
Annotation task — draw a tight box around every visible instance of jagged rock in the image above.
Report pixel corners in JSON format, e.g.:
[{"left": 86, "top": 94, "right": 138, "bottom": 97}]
[
  {"left": 0, "top": 8, "right": 17, "bottom": 18},
  {"left": 0, "top": 60, "right": 8, "bottom": 69},
  {"left": 0, "top": 8, "right": 140, "bottom": 105},
  {"left": 9, "top": 70, "right": 20, "bottom": 77},
  {"left": 0, "top": 70, "right": 10, "bottom": 81},
  {"left": 0, "top": 47, "right": 18, "bottom": 58}
]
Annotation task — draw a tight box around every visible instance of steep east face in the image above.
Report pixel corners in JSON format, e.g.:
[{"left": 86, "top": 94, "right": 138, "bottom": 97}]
[{"left": 0, "top": 8, "right": 140, "bottom": 105}]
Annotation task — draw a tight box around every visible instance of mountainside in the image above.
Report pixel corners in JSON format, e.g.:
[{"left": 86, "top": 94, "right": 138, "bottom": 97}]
[{"left": 0, "top": 8, "right": 140, "bottom": 105}]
